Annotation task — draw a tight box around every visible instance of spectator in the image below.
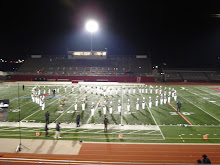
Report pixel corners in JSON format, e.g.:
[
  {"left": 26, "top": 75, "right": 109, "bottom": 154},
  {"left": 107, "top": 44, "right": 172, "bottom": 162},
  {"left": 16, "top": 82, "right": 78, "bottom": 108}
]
[
  {"left": 45, "top": 111, "right": 50, "bottom": 124},
  {"left": 53, "top": 89, "right": 56, "bottom": 96},
  {"left": 202, "top": 154, "right": 211, "bottom": 164},
  {"left": 76, "top": 113, "right": 80, "bottom": 127},
  {"left": 54, "top": 122, "right": 61, "bottom": 139},
  {"left": 104, "top": 117, "right": 109, "bottom": 132},
  {"left": 197, "top": 159, "right": 202, "bottom": 164},
  {"left": 45, "top": 123, "right": 49, "bottom": 137}
]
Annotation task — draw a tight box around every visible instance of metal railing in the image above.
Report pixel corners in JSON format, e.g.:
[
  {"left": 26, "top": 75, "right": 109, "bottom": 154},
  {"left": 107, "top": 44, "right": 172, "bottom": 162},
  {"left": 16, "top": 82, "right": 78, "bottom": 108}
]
[{"left": 0, "top": 158, "right": 218, "bottom": 165}]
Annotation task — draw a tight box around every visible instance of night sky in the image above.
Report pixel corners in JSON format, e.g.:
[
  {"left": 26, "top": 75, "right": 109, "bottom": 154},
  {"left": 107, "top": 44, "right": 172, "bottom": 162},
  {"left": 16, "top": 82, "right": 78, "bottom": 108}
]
[{"left": 1, "top": 0, "right": 220, "bottom": 68}]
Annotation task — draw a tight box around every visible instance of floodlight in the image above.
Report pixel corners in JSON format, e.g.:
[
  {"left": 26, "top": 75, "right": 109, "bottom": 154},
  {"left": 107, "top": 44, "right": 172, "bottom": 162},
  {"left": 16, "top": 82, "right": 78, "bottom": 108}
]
[{"left": 86, "top": 20, "right": 99, "bottom": 33}]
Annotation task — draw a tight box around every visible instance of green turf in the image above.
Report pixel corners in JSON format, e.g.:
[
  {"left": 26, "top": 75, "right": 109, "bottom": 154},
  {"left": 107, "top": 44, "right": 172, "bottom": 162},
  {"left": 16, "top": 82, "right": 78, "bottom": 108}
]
[{"left": 0, "top": 83, "right": 220, "bottom": 143}]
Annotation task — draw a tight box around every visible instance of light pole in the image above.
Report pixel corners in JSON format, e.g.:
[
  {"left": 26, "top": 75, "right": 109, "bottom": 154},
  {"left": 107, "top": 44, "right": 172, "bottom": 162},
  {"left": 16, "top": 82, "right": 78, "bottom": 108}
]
[{"left": 85, "top": 20, "right": 99, "bottom": 52}]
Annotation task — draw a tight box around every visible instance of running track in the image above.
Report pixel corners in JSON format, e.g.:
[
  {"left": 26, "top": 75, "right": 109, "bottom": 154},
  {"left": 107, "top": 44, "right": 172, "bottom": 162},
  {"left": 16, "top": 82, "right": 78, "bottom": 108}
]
[{"left": 0, "top": 143, "right": 220, "bottom": 164}]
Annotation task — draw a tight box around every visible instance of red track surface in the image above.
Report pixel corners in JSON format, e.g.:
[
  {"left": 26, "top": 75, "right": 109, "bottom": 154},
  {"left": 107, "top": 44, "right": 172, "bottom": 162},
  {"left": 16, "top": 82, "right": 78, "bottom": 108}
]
[{"left": 0, "top": 143, "right": 220, "bottom": 164}]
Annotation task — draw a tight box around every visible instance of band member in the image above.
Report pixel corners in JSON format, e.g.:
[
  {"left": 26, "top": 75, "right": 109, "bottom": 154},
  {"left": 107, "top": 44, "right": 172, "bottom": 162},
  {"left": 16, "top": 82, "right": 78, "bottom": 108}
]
[
  {"left": 142, "top": 97, "right": 146, "bottom": 109},
  {"left": 136, "top": 98, "right": 140, "bottom": 110},
  {"left": 149, "top": 96, "right": 152, "bottom": 108},
  {"left": 91, "top": 102, "right": 95, "bottom": 116},
  {"left": 109, "top": 101, "right": 113, "bottom": 114},
  {"left": 82, "top": 98, "right": 86, "bottom": 111},
  {"left": 118, "top": 100, "right": 121, "bottom": 113},
  {"left": 127, "top": 99, "right": 130, "bottom": 112},
  {"left": 74, "top": 99, "right": 78, "bottom": 111},
  {"left": 155, "top": 96, "right": 159, "bottom": 106},
  {"left": 160, "top": 94, "right": 163, "bottom": 105}
]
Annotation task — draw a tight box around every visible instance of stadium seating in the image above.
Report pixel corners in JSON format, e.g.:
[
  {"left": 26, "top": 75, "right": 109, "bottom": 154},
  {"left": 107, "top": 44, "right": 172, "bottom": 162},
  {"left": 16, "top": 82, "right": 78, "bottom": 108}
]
[
  {"left": 163, "top": 69, "right": 220, "bottom": 82},
  {"left": 17, "top": 57, "right": 152, "bottom": 77}
]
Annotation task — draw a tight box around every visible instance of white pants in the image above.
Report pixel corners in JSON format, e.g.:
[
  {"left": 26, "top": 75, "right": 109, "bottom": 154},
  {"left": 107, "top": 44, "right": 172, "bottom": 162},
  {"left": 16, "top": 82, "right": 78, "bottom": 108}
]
[
  {"left": 142, "top": 103, "right": 145, "bottom": 109},
  {"left": 160, "top": 99, "right": 163, "bottom": 105},
  {"left": 164, "top": 99, "right": 167, "bottom": 104},
  {"left": 155, "top": 100, "right": 158, "bottom": 106},
  {"left": 118, "top": 106, "right": 121, "bottom": 113},
  {"left": 42, "top": 104, "right": 45, "bottom": 110},
  {"left": 149, "top": 102, "right": 152, "bottom": 108},
  {"left": 145, "top": 89, "right": 148, "bottom": 93},
  {"left": 109, "top": 107, "right": 113, "bottom": 114},
  {"left": 136, "top": 104, "right": 139, "bottom": 110},
  {"left": 127, "top": 105, "right": 130, "bottom": 112},
  {"left": 168, "top": 97, "right": 171, "bottom": 103},
  {"left": 75, "top": 104, "right": 77, "bottom": 111},
  {"left": 103, "top": 107, "right": 106, "bottom": 115},
  {"left": 91, "top": 109, "right": 95, "bottom": 116},
  {"left": 82, "top": 104, "right": 85, "bottom": 110}
]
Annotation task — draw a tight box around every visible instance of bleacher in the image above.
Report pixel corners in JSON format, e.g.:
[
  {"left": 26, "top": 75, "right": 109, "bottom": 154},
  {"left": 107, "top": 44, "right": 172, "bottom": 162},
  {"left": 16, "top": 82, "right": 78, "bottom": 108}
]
[
  {"left": 163, "top": 69, "right": 220, "bottom": 82},
  {"left": 18, "top": 57, "right": 152, "bottom": 77}
]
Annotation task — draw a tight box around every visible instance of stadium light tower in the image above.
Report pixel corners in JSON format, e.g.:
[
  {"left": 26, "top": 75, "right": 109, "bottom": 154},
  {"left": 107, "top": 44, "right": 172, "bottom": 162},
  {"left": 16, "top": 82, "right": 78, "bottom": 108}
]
[{"left": 85, "top": 20, "right": 99, "bottom": 52}]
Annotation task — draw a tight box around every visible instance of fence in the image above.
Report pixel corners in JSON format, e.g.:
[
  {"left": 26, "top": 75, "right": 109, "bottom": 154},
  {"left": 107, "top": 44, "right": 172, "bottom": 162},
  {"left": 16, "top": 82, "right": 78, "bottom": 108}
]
[{"left": 0, "top": 158, "right": 218, "bottom": 165}]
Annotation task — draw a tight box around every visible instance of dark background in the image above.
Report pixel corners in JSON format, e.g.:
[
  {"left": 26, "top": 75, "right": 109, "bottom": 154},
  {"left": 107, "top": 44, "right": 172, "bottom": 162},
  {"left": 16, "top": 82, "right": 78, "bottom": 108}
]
[{"left": 1, "top": 0, "right": 220, "bottom": 68}]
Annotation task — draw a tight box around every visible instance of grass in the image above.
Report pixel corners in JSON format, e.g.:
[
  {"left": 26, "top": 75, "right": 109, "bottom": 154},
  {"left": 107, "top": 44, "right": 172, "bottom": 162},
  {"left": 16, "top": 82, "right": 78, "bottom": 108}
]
[{"left": 0, "top": 82, "right": 220, "bottom": 143}]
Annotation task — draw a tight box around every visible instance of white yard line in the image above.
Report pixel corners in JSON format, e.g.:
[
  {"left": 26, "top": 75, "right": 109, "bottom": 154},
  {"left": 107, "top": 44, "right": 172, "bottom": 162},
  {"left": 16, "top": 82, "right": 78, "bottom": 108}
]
[
  {"left": 187, "top": 88, "right": 220, "bottom": 106},
  {"left": 21, "top": 97, "right": 61, "bottom": 121},
  {"left": 178, "top": 93, "right": 220, "bottom": 122},
  {"left": 54, "top": 90, "right": 87, "bottom": 123},
  {"left": 138, "top": 87, "right": 166, "bottom": 140},
  {"left": 10, "top": 93, "right": 30, "bottom": 102},
  {"left": 86, "top": 93, "right": 104, "bottom": 124},
  {"left": 127, "top": 130, "right": 144, "bottom": 134},
  {"left": 144, "top": 130, "right": 158, "bottom": 135},
  {"left": 198, "top": 87, "right": 220, "bottom": 98},
  {"left": 22, "top": 91, "right": 72, "bottom": 121}
]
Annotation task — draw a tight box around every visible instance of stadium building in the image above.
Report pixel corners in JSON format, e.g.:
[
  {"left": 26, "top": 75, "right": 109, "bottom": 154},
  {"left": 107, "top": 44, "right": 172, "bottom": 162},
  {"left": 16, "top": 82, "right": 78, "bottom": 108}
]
[{"left": 8, "top": 51, "right": 154, "bottom": 82}]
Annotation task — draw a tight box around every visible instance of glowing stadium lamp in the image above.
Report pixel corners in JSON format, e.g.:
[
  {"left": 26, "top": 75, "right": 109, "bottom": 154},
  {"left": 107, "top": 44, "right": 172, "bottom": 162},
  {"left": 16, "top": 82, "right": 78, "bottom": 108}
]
[
  {"left": 86, "top": 20, "right": 99, "bottom": 33},
  {"left": 85, "top": 20, "right": 99, "bottom": 51}
]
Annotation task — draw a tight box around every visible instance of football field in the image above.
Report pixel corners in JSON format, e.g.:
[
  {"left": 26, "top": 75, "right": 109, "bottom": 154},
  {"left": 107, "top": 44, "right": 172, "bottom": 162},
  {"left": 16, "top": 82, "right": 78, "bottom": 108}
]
[{"left": 0, "top": 81, "right": 220, "bottom": 143}]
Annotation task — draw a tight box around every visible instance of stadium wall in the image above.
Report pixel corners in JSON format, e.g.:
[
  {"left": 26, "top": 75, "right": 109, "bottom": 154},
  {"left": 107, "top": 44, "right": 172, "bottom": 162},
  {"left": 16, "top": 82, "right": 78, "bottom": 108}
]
[{"left": 10, "top": 75, "right": 154, "bottom": 82}]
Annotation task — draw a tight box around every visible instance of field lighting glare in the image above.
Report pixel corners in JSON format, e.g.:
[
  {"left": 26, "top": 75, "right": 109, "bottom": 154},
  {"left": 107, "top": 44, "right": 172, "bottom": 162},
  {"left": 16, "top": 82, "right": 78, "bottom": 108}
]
[
  {"left": 86, "top": 20, "right": 99, "bottom": 33},
  {"left": 85, "top": 20, "right": 99, "bottom": 51}
]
